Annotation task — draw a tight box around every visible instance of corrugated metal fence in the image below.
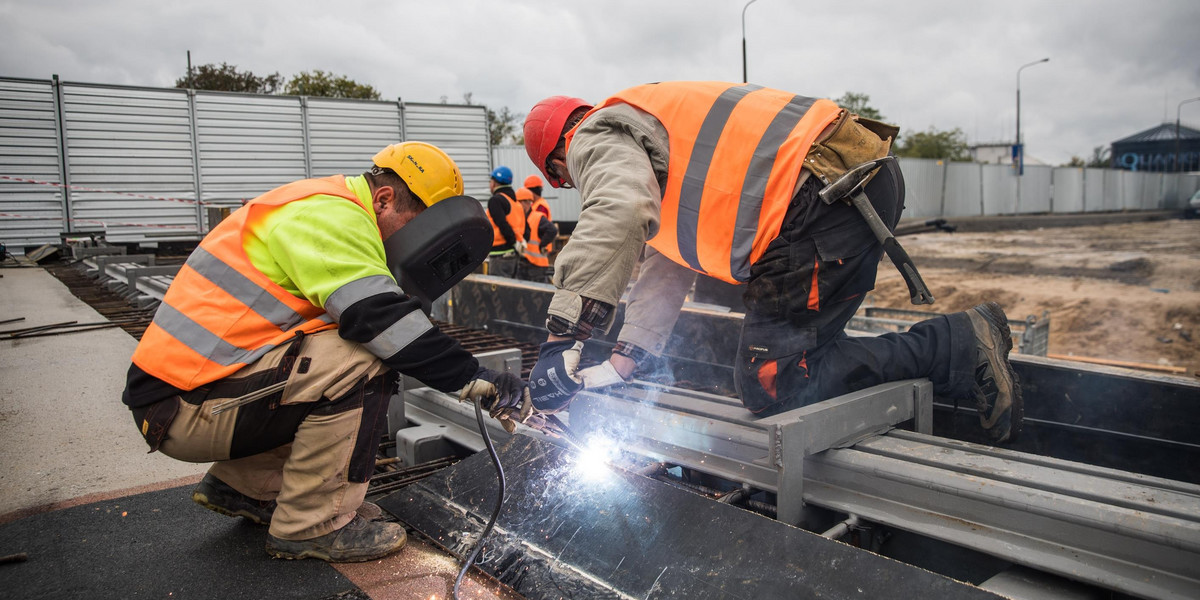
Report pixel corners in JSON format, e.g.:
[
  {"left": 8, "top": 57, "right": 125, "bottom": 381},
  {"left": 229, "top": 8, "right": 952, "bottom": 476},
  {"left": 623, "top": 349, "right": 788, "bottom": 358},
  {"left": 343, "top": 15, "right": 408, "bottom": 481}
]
[
  {"left": 492, "top": 146, "right": 1200, "bottom": 223},
  {"left": 0, "top": 76, "right": 491, "bottom": 248}
]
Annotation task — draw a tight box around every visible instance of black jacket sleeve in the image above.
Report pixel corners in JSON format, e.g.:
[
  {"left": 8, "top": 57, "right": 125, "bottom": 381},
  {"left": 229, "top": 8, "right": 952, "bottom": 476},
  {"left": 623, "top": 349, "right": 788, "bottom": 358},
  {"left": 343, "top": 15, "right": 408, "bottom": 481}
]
[{"left": 337, "top": 292, "right": 478, "bottom": 393}]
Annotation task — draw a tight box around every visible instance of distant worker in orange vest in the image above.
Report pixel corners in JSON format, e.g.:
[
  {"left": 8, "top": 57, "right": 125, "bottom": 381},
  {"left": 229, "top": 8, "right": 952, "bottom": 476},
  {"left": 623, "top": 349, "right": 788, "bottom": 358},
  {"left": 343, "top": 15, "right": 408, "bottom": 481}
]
[
  {"left": 121, "top": 142, "right": 531, "bottom": 563},
  {"left": 486, "top": 166, "right": 525, "bottom": 278},
  {"left": 522, "top": 81, "right": 1022, "bottom": 444},
  {"left": 524, "top": 174, "right": 552, "bottom": 220},
  {"left": 515, "top": 186, "right": 558, "bottom": 283}
]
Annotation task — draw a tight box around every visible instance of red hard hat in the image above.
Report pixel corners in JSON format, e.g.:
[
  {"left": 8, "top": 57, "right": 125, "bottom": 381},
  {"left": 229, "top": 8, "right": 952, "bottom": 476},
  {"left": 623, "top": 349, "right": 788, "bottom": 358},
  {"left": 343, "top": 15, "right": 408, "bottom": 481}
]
[
  {"left": 524, "top": 174, "right": 543, "bottom": 189},
  {"left": 523, "top": 95, "right": 591, "bottom": 188}
]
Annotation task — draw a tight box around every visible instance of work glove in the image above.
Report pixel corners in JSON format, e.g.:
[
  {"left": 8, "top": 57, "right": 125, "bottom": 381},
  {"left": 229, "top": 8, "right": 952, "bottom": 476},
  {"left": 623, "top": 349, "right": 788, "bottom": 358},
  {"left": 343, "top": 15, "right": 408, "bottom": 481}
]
[
  {"left": 528, "top": 340, "right": 584, "bottom": 413},
  {"left": 513, "top": 240, "right": 527, "bottom": 256},
  {"left": 459, "top": 366, "right": 532, "bottom": 433},
  {"left": 578, "top": 360, "right": 629, "bottom": 389}
]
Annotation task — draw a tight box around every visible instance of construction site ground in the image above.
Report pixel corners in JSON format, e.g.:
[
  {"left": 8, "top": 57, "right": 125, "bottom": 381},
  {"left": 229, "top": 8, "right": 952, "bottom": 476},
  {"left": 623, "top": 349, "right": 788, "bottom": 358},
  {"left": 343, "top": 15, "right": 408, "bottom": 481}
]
[{"left": 869, "top": 215, "right": 1200, "bottom": 377}]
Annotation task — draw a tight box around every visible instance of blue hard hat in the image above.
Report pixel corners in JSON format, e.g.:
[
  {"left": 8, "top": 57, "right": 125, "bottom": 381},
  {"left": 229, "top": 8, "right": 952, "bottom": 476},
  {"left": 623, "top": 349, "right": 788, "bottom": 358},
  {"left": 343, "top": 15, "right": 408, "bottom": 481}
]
[{"left": 490, "top": 166, "right": 513, "bottom": 185}]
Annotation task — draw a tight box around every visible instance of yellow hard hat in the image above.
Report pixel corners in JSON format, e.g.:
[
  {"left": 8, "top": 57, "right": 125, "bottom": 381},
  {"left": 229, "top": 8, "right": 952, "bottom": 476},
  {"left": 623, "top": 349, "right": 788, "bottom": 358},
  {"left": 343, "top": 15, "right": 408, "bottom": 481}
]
[{"left": 372, "top": 142, "right": 464, "bottom": 207}]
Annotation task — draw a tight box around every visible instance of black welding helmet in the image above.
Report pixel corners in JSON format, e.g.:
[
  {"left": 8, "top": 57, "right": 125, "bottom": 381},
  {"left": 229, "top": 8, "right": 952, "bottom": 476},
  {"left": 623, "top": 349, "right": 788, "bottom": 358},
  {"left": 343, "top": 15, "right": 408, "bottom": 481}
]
[{"left": 383, "top": 195, "right": 491, "bottom": 313}]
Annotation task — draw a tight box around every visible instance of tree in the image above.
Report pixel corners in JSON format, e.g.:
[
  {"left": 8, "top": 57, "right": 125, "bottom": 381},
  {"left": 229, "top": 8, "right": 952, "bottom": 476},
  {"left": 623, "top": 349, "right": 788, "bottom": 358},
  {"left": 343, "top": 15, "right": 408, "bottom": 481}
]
[
  {"left": 176, "top": 62, "right": 281, "bottom": 94},
  {"left": 284, "top": 70, "right": 381, "bottom": 100},
  {"left": 1065, "top": 145, "right": 1111, "bottom": 168},
  {"left": 462, "top": 93, "right": 523, "bottom": 146},
  {"left": 834, "top": 91, "right": 885, "bottom": 121},
  {"left": 894, "top": 126, "right": 971, "bottom": 161}
]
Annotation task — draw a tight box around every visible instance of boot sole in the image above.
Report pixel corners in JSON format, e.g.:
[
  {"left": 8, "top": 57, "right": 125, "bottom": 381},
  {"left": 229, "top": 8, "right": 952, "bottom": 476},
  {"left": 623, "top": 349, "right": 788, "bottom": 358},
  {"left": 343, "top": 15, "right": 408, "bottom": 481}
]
[
  {"left": 266, "top": 535, "right": 407, "bottom": 563},
  {"left": 971, "top": 302, "right": 1024, "bottom": 443},
  {"left": 192, "top": 490, "right": 271, "bottom": 526}
]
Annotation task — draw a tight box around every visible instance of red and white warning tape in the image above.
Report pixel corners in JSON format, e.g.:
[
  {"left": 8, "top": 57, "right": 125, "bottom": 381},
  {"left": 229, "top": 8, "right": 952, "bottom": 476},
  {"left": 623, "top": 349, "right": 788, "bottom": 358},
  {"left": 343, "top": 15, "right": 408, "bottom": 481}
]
[{"left": 0, "top": 212, "right": 198, "bottom": 230}]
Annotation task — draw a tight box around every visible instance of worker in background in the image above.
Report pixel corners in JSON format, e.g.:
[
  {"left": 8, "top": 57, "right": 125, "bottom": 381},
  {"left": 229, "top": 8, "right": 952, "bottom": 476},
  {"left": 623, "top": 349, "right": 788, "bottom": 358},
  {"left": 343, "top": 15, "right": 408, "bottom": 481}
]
[
  {"left": 121, "top": 142, "right": 531, "bottom": 563},
  {"left": 515, "top": 186, "right": 558, "bottom": 283},
  {"left": 486, "top": 165, "right": 525, "bottom": 278},
  {"left": 522, "top": 82, "right": 1022, "bottom": 444},
  {"left": 524, "top": 174, "right": 552, "bottom": 220}
]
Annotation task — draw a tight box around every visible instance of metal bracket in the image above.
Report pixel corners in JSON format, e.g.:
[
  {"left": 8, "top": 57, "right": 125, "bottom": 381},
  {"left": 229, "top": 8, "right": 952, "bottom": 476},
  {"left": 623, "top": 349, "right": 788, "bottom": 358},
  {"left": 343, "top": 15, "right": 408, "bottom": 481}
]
[{"left": 758, "top": 379, "right": 933, "bottom": 525}]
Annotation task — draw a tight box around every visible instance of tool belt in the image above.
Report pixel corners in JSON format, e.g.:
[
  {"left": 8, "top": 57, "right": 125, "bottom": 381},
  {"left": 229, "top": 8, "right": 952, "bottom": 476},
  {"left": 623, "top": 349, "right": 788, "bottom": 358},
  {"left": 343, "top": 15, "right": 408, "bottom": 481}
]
[{"left": 804, "top": 111, "right": 900, "bottom": 187}]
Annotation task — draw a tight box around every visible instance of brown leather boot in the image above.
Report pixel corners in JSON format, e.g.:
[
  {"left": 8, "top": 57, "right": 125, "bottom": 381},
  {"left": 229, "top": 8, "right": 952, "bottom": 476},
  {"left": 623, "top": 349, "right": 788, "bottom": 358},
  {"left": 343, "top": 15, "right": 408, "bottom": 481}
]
[
  {"left": 966, "top": 302, "right": 1023, "bottom": 443},
  {"left": 265, "top": 515, "right": 407, "bottom": 562}
]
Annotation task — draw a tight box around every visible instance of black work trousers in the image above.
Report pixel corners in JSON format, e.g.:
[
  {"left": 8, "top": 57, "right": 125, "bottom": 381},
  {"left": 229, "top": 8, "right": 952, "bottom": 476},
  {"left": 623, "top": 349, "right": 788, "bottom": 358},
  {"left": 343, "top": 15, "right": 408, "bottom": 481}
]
[{"left": 735, "top": 161, "right": 976, "bottom": 416}]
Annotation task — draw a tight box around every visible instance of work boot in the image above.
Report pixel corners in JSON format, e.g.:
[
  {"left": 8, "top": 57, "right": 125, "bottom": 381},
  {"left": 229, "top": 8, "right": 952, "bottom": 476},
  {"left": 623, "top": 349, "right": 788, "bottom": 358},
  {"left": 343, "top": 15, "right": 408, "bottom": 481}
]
[
  {"left": 191, "top": 474, "right": 276, "bottom": 525},
  {"left": 265, "top": 515, "right": 407, "bottom": 562},
  {"left": 966, "top": 302, "right": 1023, "bottom": 443}
]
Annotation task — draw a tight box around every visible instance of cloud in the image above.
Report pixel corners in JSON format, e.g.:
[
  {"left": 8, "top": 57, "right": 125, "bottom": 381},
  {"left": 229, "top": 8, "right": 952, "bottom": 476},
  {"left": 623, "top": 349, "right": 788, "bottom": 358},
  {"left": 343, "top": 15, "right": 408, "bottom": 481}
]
[{"left": 1, "top": 0, "right": 1197, "bottom": 165}]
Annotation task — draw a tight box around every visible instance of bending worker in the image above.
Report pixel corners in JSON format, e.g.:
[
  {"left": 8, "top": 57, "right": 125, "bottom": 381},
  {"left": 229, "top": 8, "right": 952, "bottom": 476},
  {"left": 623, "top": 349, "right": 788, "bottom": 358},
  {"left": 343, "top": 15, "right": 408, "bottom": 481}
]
[
  {"left": 121, "top": 142, "right": 530, "bottom": 563},
  {"left": 486, "top": 165, "right": 525, "bottom": 277},
  {"left": 522, "top": 81, "right": 1022, "bottom": 443}
]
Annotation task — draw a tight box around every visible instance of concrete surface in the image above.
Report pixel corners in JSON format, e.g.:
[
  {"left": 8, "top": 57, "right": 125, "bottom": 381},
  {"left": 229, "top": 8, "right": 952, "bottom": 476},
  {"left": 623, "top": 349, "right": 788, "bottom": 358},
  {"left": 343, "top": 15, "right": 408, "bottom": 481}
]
[{"left": 0, "top": 266, "right": 208, "bottom": 517}]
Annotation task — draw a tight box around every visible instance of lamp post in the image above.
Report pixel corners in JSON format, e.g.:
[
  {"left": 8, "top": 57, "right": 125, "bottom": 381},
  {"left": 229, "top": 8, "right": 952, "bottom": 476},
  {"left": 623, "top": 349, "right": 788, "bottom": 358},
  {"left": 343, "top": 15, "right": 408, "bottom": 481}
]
[
  {"left": 741, "top": 0, "right": 760, "bottom": 83},
  {"left": 1015, "top": 57, "right": 1049, "bottom": 176},
  {"left": 1176, "top": 96, "right": 1200, "bottom": 173}
]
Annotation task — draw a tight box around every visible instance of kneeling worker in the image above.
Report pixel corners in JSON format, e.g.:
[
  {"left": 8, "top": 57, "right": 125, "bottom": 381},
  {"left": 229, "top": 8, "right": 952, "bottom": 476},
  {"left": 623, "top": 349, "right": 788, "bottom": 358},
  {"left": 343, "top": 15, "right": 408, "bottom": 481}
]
[{"left": 121, "top": 142, "right": 530, "bottom": 562}]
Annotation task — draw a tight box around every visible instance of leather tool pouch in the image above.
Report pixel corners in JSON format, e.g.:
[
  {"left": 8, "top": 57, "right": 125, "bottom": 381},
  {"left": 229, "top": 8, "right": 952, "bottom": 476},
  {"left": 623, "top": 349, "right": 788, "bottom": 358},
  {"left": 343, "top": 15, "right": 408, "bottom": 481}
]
[
  {"left": 135, "top": 397, "right": 181, "bottom": 453},
  {"left": 805, "top": 111, "right": 899, "bottom": 186}
]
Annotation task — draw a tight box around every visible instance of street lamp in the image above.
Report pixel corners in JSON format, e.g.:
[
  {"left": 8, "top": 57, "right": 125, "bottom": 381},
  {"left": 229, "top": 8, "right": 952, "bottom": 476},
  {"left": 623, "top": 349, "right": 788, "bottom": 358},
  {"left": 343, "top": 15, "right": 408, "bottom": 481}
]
[
  {"left": 1015, "top": 57, "right": 1049, "bottom": 175},
  {"left": 742, "top": 0, "right": 760, "bottom": 83},
  {"left": 1176, "top": 96, "right": 1200, "bottom": 173}
]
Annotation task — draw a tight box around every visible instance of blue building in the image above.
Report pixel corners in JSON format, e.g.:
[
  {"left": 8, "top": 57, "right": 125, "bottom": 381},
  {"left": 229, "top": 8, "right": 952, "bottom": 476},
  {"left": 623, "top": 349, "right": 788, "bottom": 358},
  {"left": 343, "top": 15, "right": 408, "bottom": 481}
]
[{"left": 1111, "top": 123, "right": 1200, "bottom": 173}]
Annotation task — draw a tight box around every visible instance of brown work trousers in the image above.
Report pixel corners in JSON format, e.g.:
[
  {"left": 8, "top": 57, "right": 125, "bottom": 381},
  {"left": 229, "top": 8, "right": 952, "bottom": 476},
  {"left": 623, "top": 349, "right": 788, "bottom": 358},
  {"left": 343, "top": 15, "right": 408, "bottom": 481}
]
[{"left": 157, "top": 330, "right": 391, "bottom": 541}]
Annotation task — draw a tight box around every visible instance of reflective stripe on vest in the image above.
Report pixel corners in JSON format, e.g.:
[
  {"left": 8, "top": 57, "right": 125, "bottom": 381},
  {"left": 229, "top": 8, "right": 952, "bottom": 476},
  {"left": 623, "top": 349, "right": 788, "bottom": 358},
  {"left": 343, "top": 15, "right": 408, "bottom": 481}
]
[
  {"left": 570, "top": 82, "right": 841, "bottom": 284},
  {"left": 522, "top": 211, "right": 552, "bottom": 267},
  {"left": 490, "top": 190, "right": 526, "bottom": 247},
  {"left": 132, "top": 175, "right": 361, "bottom": 390}
]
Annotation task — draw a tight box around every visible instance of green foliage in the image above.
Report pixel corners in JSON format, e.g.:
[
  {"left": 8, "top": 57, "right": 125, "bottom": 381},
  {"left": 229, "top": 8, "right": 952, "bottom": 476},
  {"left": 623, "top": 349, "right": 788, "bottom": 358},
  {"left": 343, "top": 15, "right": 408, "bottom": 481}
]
[
  {"left": 1065, "top": 146, "right": 1111, "bottom": 168},
  {"left": 894, "top": 126, "right": 971, "bottom": 161},
  {"left": 176, "top": 62, "right": 281, "bottom": 94},
  {"left": 834, "top": 91, "right": 885, "bottom": 121},
  {"left": 284, "top": 70, "right": 381, "bottom": 100}
]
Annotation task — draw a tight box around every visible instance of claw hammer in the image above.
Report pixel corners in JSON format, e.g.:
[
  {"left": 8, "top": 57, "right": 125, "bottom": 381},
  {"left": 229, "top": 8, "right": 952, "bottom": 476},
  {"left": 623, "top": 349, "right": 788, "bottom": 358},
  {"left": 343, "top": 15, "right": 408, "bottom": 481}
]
[{"left": 817, "top": 156, "right": 935, "bottom": 305}]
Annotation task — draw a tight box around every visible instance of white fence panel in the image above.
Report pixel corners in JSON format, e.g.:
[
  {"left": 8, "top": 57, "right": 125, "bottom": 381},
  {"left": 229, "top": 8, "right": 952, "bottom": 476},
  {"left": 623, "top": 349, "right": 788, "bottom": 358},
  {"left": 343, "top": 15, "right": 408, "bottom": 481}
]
[
  {"left": 1083, "top": 168, "right": 1106, "bottom": 212},
  {"left": 1018, "top": 165, "right": 1052, "bottom": 213},
  {"left": 195, "top": 92, "right": 307, "bottom": 209},
  {"left": 981, "top": 164, "right": 1017, "bottom": 214},
  {"left": 895, "top": 157, "right": 942, "bottom": 218},
  {"left": 1052, "top": 168, "right": 1084, "bottom": 213},
  {"left": 942, "top": 163, "right": 982, "bottom": 217},
  {"left": 402, "top": 103, "right": 491, "bottom": 201},
  {"left": 0, "top": 78, "right": 64, "bottom": 247},
  {"left": 60, "top": 83, "right": 199, "bottom": 242},
  {"left": 307, "top": 98, "right": 402, "bottom": 178}
]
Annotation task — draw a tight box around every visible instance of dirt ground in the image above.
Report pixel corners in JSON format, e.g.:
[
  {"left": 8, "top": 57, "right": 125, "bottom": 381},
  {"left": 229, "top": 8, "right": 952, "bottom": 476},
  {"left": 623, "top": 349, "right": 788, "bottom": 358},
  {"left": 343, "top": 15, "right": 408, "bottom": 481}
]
[{"left": 865, "top": 218, "right": 1200, "bottom": 378}]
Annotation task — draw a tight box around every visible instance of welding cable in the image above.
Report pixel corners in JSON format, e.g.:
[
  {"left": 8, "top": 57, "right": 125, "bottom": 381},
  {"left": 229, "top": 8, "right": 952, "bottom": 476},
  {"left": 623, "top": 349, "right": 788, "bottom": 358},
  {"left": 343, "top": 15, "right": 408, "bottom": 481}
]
[{"left": 453, "top": 396, "right": 506, "bottom": 600}]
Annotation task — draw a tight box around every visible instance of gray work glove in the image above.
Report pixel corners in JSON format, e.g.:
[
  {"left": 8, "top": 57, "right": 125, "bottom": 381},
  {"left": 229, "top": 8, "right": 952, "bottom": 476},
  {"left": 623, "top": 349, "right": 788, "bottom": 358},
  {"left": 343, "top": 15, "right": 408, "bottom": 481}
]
[{"left": 459, "top": 366, "right": 533, "bottom": 433}]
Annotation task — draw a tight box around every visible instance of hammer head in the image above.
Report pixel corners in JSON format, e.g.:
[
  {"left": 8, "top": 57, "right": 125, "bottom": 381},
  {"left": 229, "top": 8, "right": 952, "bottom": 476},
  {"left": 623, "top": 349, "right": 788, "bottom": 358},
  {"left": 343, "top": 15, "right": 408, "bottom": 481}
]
[{"left": 818, "top": 156, "right": 895, "bottom": 205}]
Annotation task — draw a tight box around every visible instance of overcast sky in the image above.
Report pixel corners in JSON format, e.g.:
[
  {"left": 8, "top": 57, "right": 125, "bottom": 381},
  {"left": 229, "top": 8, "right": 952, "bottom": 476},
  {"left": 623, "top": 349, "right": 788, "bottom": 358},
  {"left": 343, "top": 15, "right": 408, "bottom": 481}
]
[{"left": 2, "top": 0, "right": 1198, "bottom": 166}]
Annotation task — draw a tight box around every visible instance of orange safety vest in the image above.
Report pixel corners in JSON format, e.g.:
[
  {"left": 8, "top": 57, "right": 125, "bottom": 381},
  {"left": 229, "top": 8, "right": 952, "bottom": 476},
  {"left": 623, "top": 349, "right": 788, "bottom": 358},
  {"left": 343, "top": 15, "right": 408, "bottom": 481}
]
[
  {"left": 132, "top": 176, "right": 360, "bottom": 390},
  {"left": 567, "top": 81, "right": 842, "bottom": 284},
  {"left": 532, "top": 196, "right": 551, "bottom": 221},
  {"left": 490, "top": 190, "right": 526, "bottom": 248},
  {"left": 523, "top": 210, "right": 553, "bottom": 267}
]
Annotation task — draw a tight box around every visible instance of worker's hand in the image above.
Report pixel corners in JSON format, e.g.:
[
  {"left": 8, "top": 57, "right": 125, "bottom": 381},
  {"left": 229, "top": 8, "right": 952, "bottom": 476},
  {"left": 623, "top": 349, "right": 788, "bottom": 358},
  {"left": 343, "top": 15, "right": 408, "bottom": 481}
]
[
  {"left": 459, "top": 367, "right": 532, "bottom": 433},
  {"left": 528, "top": 340, "right": 584, "bottom": 413},
  {"left": 513, "top": 240, "right": 527, "bottom": 256},
  {"left": 578, "top": 360, "right": 629, "bottom": 389}
]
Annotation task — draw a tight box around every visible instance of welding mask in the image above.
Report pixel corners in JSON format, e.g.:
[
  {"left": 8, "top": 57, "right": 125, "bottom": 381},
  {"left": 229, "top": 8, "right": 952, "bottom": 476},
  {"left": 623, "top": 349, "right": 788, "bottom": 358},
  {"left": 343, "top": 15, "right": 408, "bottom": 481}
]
[{"left": 383, "top": 195, "right": 492, "bottom": 313}]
